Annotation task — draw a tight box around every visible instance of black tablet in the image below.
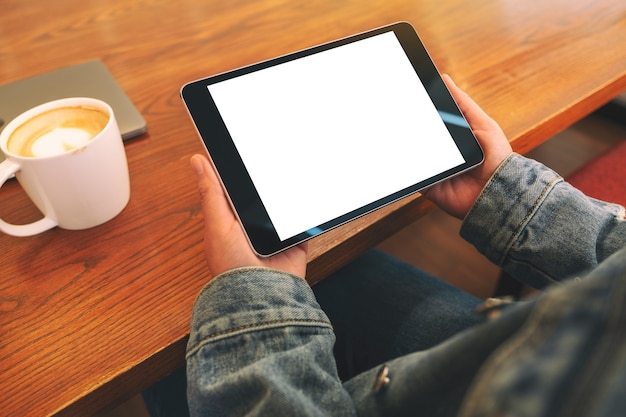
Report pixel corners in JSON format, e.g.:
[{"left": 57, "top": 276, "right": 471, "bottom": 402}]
[{"left": 181, "top": 22, "right": 483, "bottom": 256}]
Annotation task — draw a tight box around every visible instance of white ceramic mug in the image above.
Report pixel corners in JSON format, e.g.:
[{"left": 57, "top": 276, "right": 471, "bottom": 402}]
[{"left": 0, "top": 97, "right": 130, "bottom": 236}]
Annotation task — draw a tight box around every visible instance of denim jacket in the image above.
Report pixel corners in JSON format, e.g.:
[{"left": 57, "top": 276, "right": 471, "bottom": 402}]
[{"left": 186, "top": 154, "right": 626, "bottom": 417}]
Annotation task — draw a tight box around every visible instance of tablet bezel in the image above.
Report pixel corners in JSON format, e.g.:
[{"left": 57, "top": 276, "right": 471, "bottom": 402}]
[{"left": 181, "top": 22, "right": 484, "bottom": 256}]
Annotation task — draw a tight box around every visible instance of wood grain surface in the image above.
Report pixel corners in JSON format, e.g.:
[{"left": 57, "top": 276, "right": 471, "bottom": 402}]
[{"left": 1, "top": 0, "right": 625, "bottom": 415}]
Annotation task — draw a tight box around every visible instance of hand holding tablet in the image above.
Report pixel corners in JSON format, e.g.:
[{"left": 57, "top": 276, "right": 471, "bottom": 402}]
[
  {"left": 182, "top": 22, "right": 485, "bottom": 256},
  {"left": 190, "top": 153, "right": 309, "bottom": 278},
  {"left": 424, "top": 74, "right": 513, "bottom": 219}
]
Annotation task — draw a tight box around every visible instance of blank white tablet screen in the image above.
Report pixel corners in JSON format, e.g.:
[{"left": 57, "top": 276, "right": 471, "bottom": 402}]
[{"left": 208, "top": 31, "right": 465, "bottom": 241}]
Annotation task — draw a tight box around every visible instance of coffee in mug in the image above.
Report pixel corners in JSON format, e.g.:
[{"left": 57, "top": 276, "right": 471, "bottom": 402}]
[
  {"left": 7, "top": 105, "right": 110, "bottom": 158},
  {"left": 0, "top": 97, "right": 130, "bottom": 237}
]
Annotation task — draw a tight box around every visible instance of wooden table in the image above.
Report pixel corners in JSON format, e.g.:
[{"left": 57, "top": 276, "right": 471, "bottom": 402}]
[{"left": 1, "top": 0, "right": 625, "bottom": 415}]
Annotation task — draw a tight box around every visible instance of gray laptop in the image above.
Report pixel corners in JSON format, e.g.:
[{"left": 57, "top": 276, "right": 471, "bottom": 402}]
[{"left": 0, "top": 60, "right": 146, "bottom": 161}]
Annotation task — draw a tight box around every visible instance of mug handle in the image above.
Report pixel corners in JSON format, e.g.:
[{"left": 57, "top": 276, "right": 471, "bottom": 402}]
[{"left": 0, "top": 159, "right": 57, "bottom": 236}]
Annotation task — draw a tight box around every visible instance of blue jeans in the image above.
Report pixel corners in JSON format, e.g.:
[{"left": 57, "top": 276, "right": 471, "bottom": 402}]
[
  {"left": 143, "top": 249, "right": 482, "bottom": 416},
  {"left": 314, "top": 249, "right": 483, "bottom": 381}
]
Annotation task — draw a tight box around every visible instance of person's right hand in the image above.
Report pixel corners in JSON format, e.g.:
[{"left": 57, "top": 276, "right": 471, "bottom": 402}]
[
  {"left": 190, "top": 154, "right": 308, "bottom": 280},
  {"left": 423, "top": 75, "right": 513, "bottom": 219}
]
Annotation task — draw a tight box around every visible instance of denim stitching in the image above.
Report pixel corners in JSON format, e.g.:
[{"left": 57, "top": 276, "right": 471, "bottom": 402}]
[
  {"left": 187, "top": 319, "right": 332, "bottom": 358},
  {"left": 500, "top": 175, "right": 563, "bottom": 265}
]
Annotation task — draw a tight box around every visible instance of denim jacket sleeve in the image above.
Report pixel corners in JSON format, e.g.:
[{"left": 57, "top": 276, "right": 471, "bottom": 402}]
[
  {"left": 461, "top": 153, "right": 626, "bottom": 289},
  {"left": 186, "top": 267, "right": 357, "bottom": 417}
]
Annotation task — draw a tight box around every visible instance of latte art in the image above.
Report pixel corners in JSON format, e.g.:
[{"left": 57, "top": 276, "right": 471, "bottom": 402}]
[
  {"left": 30, "top": 127, "right": 93, "bottom": 157},
  {"left": 7, "top": 105, "right": 109, "bottom": 157}
]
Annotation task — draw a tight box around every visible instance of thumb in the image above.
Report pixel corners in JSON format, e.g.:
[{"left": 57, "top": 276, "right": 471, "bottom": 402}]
[
  {"left": 190, "top": 154, "right": 214, "bottom": 205},
  {"left": 190, "top": 154, "right": 236, "bottom": 228}
]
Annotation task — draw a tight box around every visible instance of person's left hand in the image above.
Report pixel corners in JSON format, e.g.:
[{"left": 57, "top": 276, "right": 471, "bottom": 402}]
[{"left": 190, "top": 154, "right": 308, "bottom": 279}]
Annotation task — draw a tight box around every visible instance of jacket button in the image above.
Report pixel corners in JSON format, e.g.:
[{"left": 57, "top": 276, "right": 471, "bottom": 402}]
[
  {"left": 475, "top": 296, "right": 515, "bottom": 320},
  {"left": 373, "top": 364, "right": 391, "bottom": 393}
]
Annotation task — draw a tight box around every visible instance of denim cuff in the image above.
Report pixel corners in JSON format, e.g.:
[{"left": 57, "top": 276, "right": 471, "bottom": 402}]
[
  {"left": 460, "top": 153, "right": 562, "bottom": 266},
  {"left": 461, "top": 153, "right": 626, "bottom": 288},
  {"left": 187, "top": 268, "right": 331, "bottom": 357}
]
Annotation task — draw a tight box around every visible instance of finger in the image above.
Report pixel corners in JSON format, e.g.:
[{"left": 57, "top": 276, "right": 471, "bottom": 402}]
[
  {"left": 190, "top": 154, "right": 239, "bottom": 236},
  {"left": 442, "top": 74, "right": 499, "bottom": 132},
  {"left": 442, "top": 75, "right": 512, "bottom": 156},
  {"left": 191, "top": 154, "right": 227, "bottom": 213},
  {"left": 191, "top": 154, "right": 260, "bottom": 275}
]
